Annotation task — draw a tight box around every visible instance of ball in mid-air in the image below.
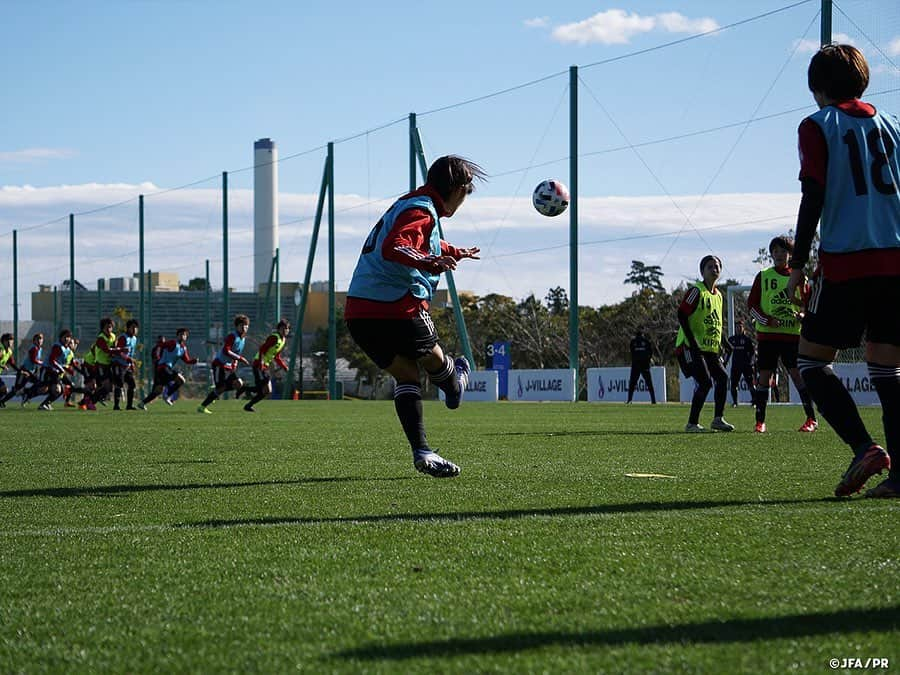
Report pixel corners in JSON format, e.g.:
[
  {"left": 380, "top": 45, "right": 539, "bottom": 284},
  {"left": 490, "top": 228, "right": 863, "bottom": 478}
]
[{"left": 532, "top": 179, "right": 570, "bottom": 217}]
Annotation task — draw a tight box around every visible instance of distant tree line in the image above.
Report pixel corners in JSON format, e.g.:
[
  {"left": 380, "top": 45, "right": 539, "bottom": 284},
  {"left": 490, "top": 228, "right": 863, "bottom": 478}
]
[{"left": 316, "top": 260, "right": 747, "bottom": 400}]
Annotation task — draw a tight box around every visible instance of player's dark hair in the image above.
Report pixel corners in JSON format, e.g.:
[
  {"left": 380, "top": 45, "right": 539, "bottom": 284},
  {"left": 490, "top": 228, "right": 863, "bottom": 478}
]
[
  {"left": 33, "top": 333, "right": 43, "bottom": 342},
  {"left": 276, "top": 319, "right": 291, "bottom": 331},
  {"left": 59, "top": 329, "right": 72, "bottom": 341},
  {"left": 234, "top": 314, "right": 249, "bottom": 327},
  {"left": 0, "top": 333, "right": 11, "bottom": 343},
  {"left": 99, "top": 317, "right": 113, "bottom": 331},
  {"left": 769, "top": 236, "right": 794, "bottom": 254},
  {"left": 698, "top": 255, "right": 722, "bottom": 275},
  {"left": 126, "top": 319, "right": 139, "bottom": 330},
  {"left": 176, "top": 328, "right": 189, "bottom": 336},
  {"left": 426, "top": 155, "right": 487, "bottom": 201},
  {"left": 157, "top": 335, "right": 165, "bottom": 341},
  {"left": 808, "top": 44, "right": 869, "bottom": 100}
]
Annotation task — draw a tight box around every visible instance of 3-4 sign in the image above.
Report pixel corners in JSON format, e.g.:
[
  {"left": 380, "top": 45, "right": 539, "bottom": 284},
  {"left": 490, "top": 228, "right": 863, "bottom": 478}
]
[
  {"left": 485, "top": 343, "right": 507, "bottom": 358},
  {"left": 486, "top": 341, "right": 510, "bottom": 398}
]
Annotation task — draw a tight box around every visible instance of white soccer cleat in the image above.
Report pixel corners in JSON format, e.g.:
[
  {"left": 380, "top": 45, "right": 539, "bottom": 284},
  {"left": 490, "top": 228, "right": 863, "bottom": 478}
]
[
  {"left": 711, "top": 417, "right": 735, "bottom": 432},
  {"left": 413, "top": 449, "right": 461, "bottom": 478}
]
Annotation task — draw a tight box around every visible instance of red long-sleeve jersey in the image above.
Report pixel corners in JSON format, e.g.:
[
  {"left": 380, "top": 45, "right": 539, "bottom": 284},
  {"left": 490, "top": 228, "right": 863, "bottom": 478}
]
[{"left": 345, "top": 185, "right": 467, "bottom": 320}]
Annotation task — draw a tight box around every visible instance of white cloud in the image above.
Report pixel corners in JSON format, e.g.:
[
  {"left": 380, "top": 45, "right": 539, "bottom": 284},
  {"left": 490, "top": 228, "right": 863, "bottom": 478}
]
[
  {"left": 0, "top": 182, "right": 799, "bottom": 316},
  {"left": 550, "top": 9, "right": 718, "bottom": 46},
  {"left": 793, "top": 33, "right": 854, "bottom": 55},
  {"left": 888, "top": 37, "right": 900, "bottom": 57},
  {"left": 0, "top": 148, "right": 77, "bottom": 163},
  {"left": 656, "top": 12, "right": 718, "bottom": 35},
  {"left": 523, "top": 16, "right": 549, "bottom": 29}
]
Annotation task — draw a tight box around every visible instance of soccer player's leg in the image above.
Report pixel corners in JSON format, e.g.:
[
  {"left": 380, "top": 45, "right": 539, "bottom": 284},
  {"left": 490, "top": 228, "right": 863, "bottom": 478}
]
[
  {"left": 348, "top": 317, "right": 458, "bottom": 477},
  {"left": 626, "top": 365, "right": 641, "bottom": 403},
  {"left": 683, "top": 347, "right": 711, "bottom": 432},
  {"left": 782, "top": 341, "right": 817, "bottom": 430},
  {"left": 244, "top": 368, "right": 270, "bottom": 412},
  {"left": 729, "top": 367, "right": 740, "bottom": 406},
  {"left": 124, "top": 371, "right": 136, "bottom": 409},
  {"left": 642, "top": 367, "right": 657, "bottom": 404},
  {"left": 39, "top": 372, "right": 62, "bottom": 411},
  {"left": 199, "top": 366, "right": 225, "bottom": 413},
  {"left": 415, "top": 310, "right": 467, "bottom": 410},
  {"left": 754, "top": 343, "right": 778, "bottom": 431},
  {"left": 799, "top": 278, "right": 885, "bottom": 496},
  {"left": 862, "top": 278, "right": 900, "bottom": 498},
  {"left": 111, "top": 364, "right": 124, "bottom": 410},
  {"left": 706, "top": 353, "right": 734, "bottom": 431}
]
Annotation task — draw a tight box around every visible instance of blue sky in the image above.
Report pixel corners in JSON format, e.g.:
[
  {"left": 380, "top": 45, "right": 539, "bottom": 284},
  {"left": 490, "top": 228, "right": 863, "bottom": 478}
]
[{"left": 2, "top": 1, "right": 899, "bottom": 321}]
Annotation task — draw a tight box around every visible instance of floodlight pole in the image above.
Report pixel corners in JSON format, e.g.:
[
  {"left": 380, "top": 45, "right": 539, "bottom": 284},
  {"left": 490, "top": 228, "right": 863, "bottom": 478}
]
[
  {"left": 569, "top": 65, "right": 579, "bottom": 387},
  {"left": 821, "top": 0, "right": 832, "bottom": 46},
  {"left": 409, "top": 116, "right": 474, "bottom": 369}
]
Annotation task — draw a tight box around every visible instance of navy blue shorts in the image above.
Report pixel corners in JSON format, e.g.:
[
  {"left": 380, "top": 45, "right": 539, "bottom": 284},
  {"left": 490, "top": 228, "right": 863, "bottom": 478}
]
[
  {"left": 802, "top": 275, "right": 900, "bottom": 349},
  {"left": 346, "top": 310, "right": 439, "bottom": 369}
]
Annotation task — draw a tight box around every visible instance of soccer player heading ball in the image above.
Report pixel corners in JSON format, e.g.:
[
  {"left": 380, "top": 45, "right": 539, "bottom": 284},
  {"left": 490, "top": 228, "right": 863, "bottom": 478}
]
[
  {"left": 345, "top": 155, "right": 486, "bottom": 477},
  {"left": 788, "top": 44, "right": 900, "bottom": 498}
]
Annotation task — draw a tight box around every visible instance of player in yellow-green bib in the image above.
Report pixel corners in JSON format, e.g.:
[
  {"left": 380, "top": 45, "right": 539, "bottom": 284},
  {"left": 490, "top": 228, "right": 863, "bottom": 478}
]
[
  {"left": 237, "top": 318, "right": 291, "bottom": 412},
  {"left": 675, "top": 255, "right": 734, "bottom": 433},
  {"left": 748, "top": 236, "right": 817, "bottom": 434},
  {"left": 0, "top": 333, "right": 21, "bottom": 408}
]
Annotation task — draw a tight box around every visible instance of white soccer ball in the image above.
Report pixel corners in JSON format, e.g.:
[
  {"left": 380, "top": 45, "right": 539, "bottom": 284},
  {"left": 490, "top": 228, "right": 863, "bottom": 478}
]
[{"left": 532, "top": 179, "right": 570, "bottom": 217}]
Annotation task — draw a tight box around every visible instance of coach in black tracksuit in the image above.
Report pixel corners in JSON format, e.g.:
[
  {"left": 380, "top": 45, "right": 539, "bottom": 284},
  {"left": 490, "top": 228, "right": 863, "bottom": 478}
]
[
  {"left": 627, "top": 329, "right": 657, "bottom": 404},
  {"left": 723, "top": 320, "right": 756, "bottom": 407}
]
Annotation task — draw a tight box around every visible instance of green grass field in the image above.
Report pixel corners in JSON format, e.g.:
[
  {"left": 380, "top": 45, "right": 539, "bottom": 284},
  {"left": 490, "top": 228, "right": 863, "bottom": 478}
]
[{"left": 1, "top": 400, "right": 897, "bottom": 673}]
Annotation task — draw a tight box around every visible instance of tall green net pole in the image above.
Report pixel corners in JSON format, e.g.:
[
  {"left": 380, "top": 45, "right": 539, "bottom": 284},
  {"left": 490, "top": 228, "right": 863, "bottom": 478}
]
[
  {"left": 569, "top": 65, "right": 580, "bottom": 388},
  {"left": 139, "top": 195, "right": 145, "bottom": 395},
  {"left": 97, "top": 279, "right": 104, "bottom": 327},
  {"left": 409, "top": 122, "right": 474, "bottom": 368},
  {"left": 53, "top": 286, "right": 58, "bottom": 339},
  {"left": 147, "top": 268, "right": 153, "bottom": 363},
  {"left": 69, "top": 214, "right": 75, "bottom": 334},
  {"left": 283, "top": 154, "right": 330, "bottom": 400},
  {"left": 327, "top": 142, "right": 337, "bottom": 400},
  {"left": 821, "top": 0, "right": 832, "bottom": 46},
  {"left": 222, "top": 171, "right": 229, "bottom": 331},
  {"left": 275, "top": 247, "right": 281, "bottom": 323},
  {"left": 408, "top": 113, "right": 417, "bottom": 192},
  {"left": 205, "top": 259, "right": 211, "bottom": 389},
  {"left": 12, "top": 230, "right": 18, "bottom": 351}
]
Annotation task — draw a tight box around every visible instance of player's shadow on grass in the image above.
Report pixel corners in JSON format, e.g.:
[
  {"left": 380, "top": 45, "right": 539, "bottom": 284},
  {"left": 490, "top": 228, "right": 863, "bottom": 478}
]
[
  {"left": 0, "top": 476, "right": 408, "bottom": 499},
  {"left": 332, "top": 605, "right": 900, "bottom": 661},
  {"left": 487, "top": 430, "right": 713, "bottom": 437},
  {"left": 179, "top": 496, "right": 828, "bottom": 530}
]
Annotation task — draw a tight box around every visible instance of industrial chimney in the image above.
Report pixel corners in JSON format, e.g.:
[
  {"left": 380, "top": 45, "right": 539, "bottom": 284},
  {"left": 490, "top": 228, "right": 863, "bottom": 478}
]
[{"left": 253, "top": 138, "right": 279, "bottom": 292}]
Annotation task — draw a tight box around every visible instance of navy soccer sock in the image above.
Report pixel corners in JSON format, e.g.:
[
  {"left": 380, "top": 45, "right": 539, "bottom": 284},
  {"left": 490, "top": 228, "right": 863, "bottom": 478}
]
[
  {"left": 427, "top": 355, "right": 459, "bottom": 399},
  {"left": 688, "top": 380, "right": 710, "bottom": 425},
  {"left": 869, "top": 362, "right": 900, "bottom": 481},
  {"left": 201, "top": 390, "right": 219, "bottom": 408},
  {"left": 754, "top": 386, "right": 769, "bottom": 424},
  {"left": 796, "top": 385, "right": 816, "bottom": 420},
  {"left": 394, "top": 382, "right": 427, "bottom": 451},
  {"left": 799, "top": 357, "right": 872, "bottom": 453}
]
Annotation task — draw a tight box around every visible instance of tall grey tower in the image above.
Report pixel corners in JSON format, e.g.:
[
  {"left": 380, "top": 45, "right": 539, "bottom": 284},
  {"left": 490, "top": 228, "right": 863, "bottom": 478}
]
[{"left": 253, "top": 138, "right": 279, "bottom": 292}]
